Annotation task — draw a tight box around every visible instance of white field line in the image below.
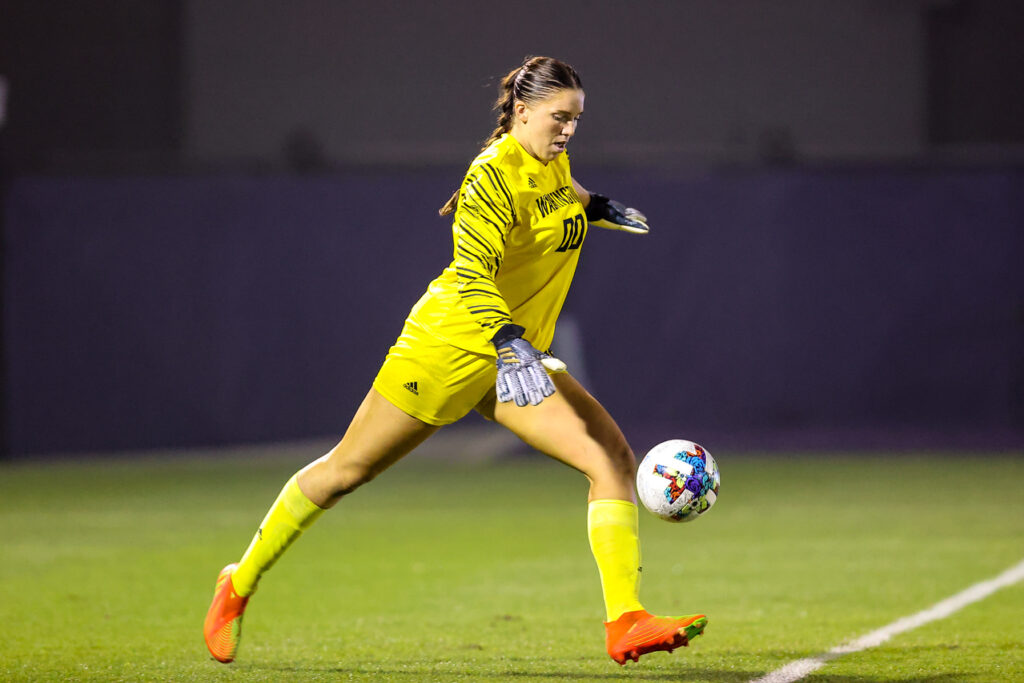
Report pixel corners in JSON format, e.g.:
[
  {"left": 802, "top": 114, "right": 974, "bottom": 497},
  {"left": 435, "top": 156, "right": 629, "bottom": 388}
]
[{"left": 749, "top": 558, "right": 1024, "bottom": 683}]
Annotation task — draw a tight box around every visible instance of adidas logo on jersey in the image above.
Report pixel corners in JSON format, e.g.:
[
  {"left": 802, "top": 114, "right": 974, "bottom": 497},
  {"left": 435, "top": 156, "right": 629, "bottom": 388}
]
[
  {"left": 403, "top": 381, "right": 419, "bottom": 395},
  {"left": 527, "top": 177, "right": 537, "bottom": 188}
]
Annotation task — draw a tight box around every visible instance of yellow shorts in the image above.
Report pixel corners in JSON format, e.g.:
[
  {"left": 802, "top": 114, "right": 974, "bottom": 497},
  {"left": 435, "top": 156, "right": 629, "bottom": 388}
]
[{"left": 373, "top": 320, "right": 497, "bottom": 426}]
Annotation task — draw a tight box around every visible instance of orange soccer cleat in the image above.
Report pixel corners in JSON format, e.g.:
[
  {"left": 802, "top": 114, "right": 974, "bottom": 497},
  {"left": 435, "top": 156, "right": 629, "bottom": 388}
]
[
  {"left": 605, "top": 609, "right": 708, "bottom": 665},
  {"left": 203, "top": 563, "right": 250, "bottom": 663}
]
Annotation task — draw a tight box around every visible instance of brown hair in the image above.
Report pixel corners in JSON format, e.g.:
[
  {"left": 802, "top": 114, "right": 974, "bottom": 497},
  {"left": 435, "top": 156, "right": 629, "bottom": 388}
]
[{"left": 438, "top": 56, "right": 583, "bottom": 216}]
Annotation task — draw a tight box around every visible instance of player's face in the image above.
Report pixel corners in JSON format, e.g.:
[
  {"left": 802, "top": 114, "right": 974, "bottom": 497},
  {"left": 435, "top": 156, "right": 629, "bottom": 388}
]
[{"left": 514, "top": 88, "right": 584, "bottom": 163}]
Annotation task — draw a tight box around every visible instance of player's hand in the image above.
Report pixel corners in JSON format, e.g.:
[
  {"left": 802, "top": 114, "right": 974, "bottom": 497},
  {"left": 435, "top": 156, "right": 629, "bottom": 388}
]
[
  {"left": 585, "top": 193, "right": 649, "bottom": 235},
  {"left": 492, "top": 324, "right": 566, "bottom": 407}
]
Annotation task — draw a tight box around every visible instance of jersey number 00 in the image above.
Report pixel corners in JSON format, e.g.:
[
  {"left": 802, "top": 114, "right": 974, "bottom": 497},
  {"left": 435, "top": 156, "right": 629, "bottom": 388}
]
[{"left": 556, "top": 214, "right": 586, "bottom": 252}]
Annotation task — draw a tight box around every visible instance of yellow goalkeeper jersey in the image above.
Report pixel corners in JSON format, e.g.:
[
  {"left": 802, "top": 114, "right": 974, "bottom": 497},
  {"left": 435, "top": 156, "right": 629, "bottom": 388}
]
[{"left": 408, "top": 133, "right": 586, "bottom": 356}]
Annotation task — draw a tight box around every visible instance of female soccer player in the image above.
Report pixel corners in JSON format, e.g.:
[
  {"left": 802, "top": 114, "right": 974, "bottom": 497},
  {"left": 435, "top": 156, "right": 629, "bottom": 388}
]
[{"left": 204, "top": 56, "right": 707, "bottom": 666}]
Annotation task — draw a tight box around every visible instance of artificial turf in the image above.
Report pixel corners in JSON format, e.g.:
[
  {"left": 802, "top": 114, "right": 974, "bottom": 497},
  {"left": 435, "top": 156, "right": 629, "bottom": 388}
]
[{"left": 1, "top": 443, "right": 1022, "bottom": 682}]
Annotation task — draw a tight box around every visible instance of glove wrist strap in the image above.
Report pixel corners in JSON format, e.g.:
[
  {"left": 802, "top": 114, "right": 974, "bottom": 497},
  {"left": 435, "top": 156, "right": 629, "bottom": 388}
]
[
  {"left": 491, "top": 323, "right": 526, "bottom": 347},
  {"left": 584, "top": 193, "right": 609, "bottom": 221}
]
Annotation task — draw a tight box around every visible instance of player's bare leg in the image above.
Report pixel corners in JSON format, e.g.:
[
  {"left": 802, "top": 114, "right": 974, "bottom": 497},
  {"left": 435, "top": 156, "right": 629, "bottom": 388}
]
[
  {"left": 297, "top": 388, "right": 440, "bottom": 508},
  {"left": 482, "top": 372, "right": 707, "bottom": 664},
  {"left": 481, "top": 372, "right": 635, "bottom": 501},
  {"left": 204, "top": 388, "right": 438, "bottom": 663}
]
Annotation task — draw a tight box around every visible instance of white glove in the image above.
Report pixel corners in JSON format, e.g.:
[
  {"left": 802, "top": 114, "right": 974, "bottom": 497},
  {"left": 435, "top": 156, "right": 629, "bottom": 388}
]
[{"left": 492, "top": 324, "right": 567, "bottom": 406}]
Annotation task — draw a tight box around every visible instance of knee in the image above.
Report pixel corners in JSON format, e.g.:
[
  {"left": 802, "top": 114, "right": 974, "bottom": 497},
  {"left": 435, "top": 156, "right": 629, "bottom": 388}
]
[
  {"left": 303, "top": 454, "right": 382, "bottom": 506},
  {"left": 324, "top": 459, "right": 382, "bottom": 497},
  {"left": 585, "top": 438, "right": 636, "bottom": 487},
  {"left": 607, "top": 440, "right": 637, "bottom": 482}
]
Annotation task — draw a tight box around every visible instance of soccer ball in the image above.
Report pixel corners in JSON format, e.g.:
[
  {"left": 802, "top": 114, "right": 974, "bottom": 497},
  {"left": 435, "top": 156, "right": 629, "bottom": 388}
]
[{"left": 636, "top": 439, "right": 720, "bottom": 522}]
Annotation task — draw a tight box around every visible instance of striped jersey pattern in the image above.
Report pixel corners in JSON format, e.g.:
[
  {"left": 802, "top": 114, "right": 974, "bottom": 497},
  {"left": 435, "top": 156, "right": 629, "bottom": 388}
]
[
  {"left": 407, "top": 134, "right": 586, "bottom": 356},
  {"left": 454, "top": 162, "right": 518, "bottom": 333}
]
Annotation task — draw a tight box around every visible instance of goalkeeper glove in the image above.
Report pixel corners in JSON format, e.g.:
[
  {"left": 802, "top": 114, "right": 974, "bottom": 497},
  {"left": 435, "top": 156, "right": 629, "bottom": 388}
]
[
  {"left": 585, "top": 193, "right": 649, "bottom": 234},
  {"left": 491, "top": 324, "right": 567, "bottom": 407}
]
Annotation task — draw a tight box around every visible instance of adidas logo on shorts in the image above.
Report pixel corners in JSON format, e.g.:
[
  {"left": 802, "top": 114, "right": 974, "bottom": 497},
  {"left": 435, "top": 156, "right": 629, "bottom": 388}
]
[{"left": 403, "top": 381, "right": 419, "bottom": 395}]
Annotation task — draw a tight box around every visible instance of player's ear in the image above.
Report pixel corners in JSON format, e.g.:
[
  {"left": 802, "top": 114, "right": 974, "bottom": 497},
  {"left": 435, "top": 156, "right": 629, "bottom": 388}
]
[{"left": 514, "top": 100, "right": 529, "bottom": 124}]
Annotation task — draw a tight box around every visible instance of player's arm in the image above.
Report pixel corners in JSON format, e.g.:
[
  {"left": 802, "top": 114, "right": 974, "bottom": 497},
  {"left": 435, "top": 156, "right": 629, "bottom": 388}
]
[
  {"left": 454, "top": 164, "right": 564, "bottom": 406},
  {"left": 572, "top": 178, "right": 649, "bottom": 235},
  {"left": 572, "top": 178, "right": 592, "bottom": 208},
  {"left": 452, "top": 163, "right": 517, "bottom": 335}
]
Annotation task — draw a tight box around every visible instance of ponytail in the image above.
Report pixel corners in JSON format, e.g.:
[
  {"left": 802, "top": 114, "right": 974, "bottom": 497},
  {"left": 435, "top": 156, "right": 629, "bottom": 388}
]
[{"left": 438, "top": 56, "right": 582, "bottom": 217}]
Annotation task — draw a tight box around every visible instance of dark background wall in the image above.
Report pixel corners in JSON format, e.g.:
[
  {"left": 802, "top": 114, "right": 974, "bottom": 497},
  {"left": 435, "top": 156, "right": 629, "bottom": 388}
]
[
  {"left": 0, "top": 1, "right": 181, "bottom": 171},
  {"left": 5, "top": 169, "right": 1023, "bottom": 455},
  {"left": 182, "top": 0, "right": 928, "bottom": 167},
  {"left": 4, "top": 0, "right": 1024, "bottom": 172},
  {"left": 2, "top": 1, "right": 1023, "bottom": 456}
]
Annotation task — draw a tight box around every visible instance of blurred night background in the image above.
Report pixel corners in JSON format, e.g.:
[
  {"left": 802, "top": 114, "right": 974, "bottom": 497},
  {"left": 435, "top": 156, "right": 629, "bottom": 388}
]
[{"left": 1, "top": 0, "right": 1022, "bottom": 458}]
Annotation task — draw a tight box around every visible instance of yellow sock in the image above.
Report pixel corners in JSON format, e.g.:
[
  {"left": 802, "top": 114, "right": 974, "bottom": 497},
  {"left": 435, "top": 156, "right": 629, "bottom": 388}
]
[
  {"left": 231, "top": 473, "right": 324, "bottom": 597},
  {"left": 588, "top": 499, "right": 645, "bottom": 622}
]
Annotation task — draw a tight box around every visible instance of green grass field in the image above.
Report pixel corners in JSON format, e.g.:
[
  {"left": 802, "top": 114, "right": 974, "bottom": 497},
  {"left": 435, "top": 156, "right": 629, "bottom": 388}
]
[{"left": 2, "top": 443, "right": 1023, "bottom": 682}]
